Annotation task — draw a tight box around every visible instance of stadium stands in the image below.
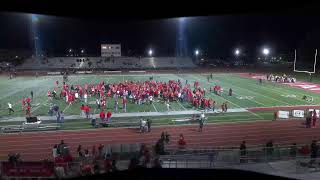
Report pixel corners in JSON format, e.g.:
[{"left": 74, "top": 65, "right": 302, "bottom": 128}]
[{"left": 16, "top": 56, "right": 196, "bottom": 70}]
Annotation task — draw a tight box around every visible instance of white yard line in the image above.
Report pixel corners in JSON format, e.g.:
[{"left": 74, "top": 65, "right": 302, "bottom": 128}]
[
  {"left": 261, "top": 82, "right": 318, "bottom": 105},
  {"left": 233, "top": 92, "right": 267, "bottom": 107},
  {"left": 193, "top": 75, "right": 265, "bottom": 119},
  {"left": 152, "top": 103, "right": 158, "bottom": 112},
  {"left": 177, "top": 100, "right": 187, "bottom": 110},
  {"left": 223, "top": 77, "right": 292, "bottom": 106},
  {"left": 63, "top": 103, "right": 71, "bottom": 113}
]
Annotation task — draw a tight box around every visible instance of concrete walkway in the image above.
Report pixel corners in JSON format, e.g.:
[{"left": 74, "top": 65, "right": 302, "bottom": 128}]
[{"left": 0, "top": 108, "right": 248, "bottom": 122}]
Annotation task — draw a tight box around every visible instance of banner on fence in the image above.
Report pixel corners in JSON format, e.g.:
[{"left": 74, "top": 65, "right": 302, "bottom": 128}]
[
  {"left": 129, "top": 71, "right": 146, "bottom": 73},
  {"left": 1, "top": 162, "right": 54, "bottom": 177},
  {"left": 293, "top": 110, "right": 305, "bottom": 118},
  {"left": 47, "top": 72, "right": 61, "bottom": 75},
  {"left": 278, "top": 111, "right": 289, "bottom": 119},
  {"left": 308, "top": 109, "right": 320, "bottom": 118},
  {"left": 103, "top": 71, "right": 122, "bottom": 73},
  {"left": 76, "top": 71, "right": 93, "bottom": 74}
]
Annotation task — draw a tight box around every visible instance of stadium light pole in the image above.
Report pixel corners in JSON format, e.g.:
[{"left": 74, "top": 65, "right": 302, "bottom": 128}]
[
  {"left": 262, "top": 48, "right": 270, "bottom": 61},
  {"left": 148, "top": 49, "right": 153, "bottom": 57},
  {"left": 262, "top": 48, "right": 270, "bottom": 56},
  {"left": 234, "top": 49, "right": 240, "bottom": 56},
  {"left": 195, "top": 49, "right": 199, "bottom": 56}
]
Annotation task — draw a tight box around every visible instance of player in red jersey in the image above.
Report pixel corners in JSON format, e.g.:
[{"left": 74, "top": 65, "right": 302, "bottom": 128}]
[
  {"left": 26, "top": 97, "right": 31, "bottom": 106},
  {"left": 26, "top": 105, "right": 31, "bottom": 117}
]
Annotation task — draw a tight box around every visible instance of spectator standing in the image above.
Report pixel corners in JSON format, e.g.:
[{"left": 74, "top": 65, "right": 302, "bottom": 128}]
[
  {"left": 209, "top": 151, "right": 215, "bottom": 167},
  {"left": 165, "top": 132, "right": 170, "bottom": 144},
  {"left": 58, "top": 140, "right": 66, "bottom": 156},
  {"left": 98, "top": 144, "right": 104, "bottom": 158},
  {"left": 77, "top": 145, "right": 83, "bottom": 157},
  {"left": 153, "top": 158, "right": 162, "bottom": 168},
  {"left": 265, "top": 140, "right": 274, "bottom": 160},
  {"left": 312, "top": 109, "right": 317, "bottom": 127},
  {"left": 147, "top": 119, "right": 151, "bottom": 132},
  {"left": 240, "top": 141, "right": 247, "bottom": 163},
  {"left": 290, "top": 143, "right": 297, "bottom": 158},
  {"left": 92, "top": 146, "right": 96, "bottom": 158},
  {"left": 111, "top": 160, "right": 118, "bottom": 172},
  {"left": 310, "top": 140, "right": 319, "bottom": 164},
  {"left": 31, "top": 91, "right": 34, "bottom": 100},
  {"left": 84, "top": 149, "right": 90, "bottom": 158},
  {"left": 306, "top": 112, "right": 312, "bottom": 128},
  {"left": 52, "top": 145, "right": 58, "bottom": 159},
  {"left": 178, "top": 134, "right": 186, "bottom": 149}
]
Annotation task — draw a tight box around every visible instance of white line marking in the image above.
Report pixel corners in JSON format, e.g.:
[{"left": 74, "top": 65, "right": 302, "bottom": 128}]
[{"left": 152, "top": 103, "right": 158, "bottom": 112}]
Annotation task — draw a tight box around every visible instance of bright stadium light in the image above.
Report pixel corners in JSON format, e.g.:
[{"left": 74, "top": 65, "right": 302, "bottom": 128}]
[
  {"left": 69, "top": 49, "right": 72, "bottom": 53},
  {"left": 234, "top": 49, "right": 240, "bottom": 56},
  {"left": 148, "top": 49, "right": 153, "bottom": 56},
  {"left": 195, "top": 49, "right": 199, "bottom": 56},
  {"left": 262, "top": 48, "right": 270, "bottom": 55},
  {"left": 81, "top": 49, "right": 84, "bottom": 54}
]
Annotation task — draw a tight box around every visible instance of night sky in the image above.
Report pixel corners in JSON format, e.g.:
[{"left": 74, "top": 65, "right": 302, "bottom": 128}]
[{"left": 0, "top": 13, "right": 320, "bottom": 58}]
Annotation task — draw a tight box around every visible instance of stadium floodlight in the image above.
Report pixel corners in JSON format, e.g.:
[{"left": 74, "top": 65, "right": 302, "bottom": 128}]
[
  {"left": 148, "top": 49, "right": 153, "bottom": 56},
  {"left": 69, "top": 49, "right": 72, "bottom": 53},
  {"left": 81, "top": 49, "right": 84, "bottom": 54},
  {"left": 262, "top": 48, "right": 270, "bottom": 56},
  {"left": 234, "top": 49, "right": 240, "bottom": 56},
  {"left": 195, "top": 49, "right": 199, "bottom": 56}
]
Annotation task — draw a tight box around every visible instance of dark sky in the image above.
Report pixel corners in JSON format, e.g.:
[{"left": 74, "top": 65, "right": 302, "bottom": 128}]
[{"left": 0, "top": 13, "right": 320, "bottom": 58}]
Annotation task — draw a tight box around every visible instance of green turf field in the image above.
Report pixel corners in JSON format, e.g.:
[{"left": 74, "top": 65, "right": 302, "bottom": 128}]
[{"left": 0, "top": 73, "right": 318, "bottom": 118}]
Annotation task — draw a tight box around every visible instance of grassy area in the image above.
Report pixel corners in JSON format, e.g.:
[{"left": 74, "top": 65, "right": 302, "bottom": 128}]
[
  {"left": 0, "top": 111, "right": 276, "bottom": 130},
  {"left": 0, "top": 72, "right": 317, "bottom": 130}
]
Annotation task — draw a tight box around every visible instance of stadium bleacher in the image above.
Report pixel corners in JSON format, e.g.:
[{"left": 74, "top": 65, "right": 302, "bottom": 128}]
[{"left": 16, "top": 56, "right": 196, "bottom": 70}]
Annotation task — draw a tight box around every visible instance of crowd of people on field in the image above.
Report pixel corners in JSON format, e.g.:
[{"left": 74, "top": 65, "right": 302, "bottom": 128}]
[
  {"left": 45, "top": 78, "right": 229, "bottom": 117},
  {"left": 267, "top": 74, "right": 296, "bottom": 83}
]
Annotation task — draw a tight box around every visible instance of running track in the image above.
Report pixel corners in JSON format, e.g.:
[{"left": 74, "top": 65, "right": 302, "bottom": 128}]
[{"left": 1, "top": 119, "right": 320, "bottom": 161}]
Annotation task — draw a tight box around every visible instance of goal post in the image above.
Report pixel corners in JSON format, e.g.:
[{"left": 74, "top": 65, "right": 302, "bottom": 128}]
[{"left": 293, "top": 49, "right": 318, "bottom": 74}]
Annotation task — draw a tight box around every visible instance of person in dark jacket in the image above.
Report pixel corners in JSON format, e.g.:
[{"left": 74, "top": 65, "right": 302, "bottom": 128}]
[
  {"left": 240, "top": 141, "right": 247, "bottom": 163},
  {"left": 306, "top": 112, "right": 312, "bottom": 128},
  {"left": 310, "top": 140, "right": 319, "bottom": 164},
  {"left": 266, "top": 140, "right": 274, "bottom": 160},
  {"left": 147, "top": 119, "right": 152, "bottom": 132}
]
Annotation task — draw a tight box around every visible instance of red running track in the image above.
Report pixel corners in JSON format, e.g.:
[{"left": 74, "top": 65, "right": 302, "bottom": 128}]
[{"left": 0, "top": 119, "right": 320, "bottom": 161}]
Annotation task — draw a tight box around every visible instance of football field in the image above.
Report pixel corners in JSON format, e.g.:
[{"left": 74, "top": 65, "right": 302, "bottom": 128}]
[{"left": 0, "top": 73, "right": 318, "bottom": 118}]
